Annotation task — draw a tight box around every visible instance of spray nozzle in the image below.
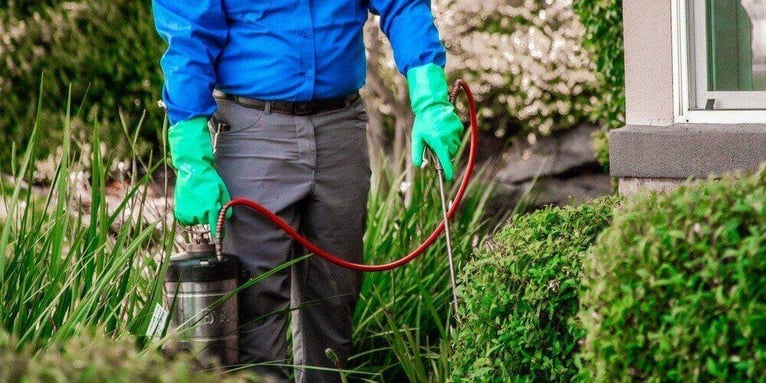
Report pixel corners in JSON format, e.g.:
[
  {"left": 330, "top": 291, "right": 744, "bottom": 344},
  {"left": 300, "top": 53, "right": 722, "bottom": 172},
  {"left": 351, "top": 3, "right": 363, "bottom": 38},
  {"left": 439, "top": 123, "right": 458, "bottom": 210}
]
[
  {"left": 189, "top": 230, "right": 211, "bottom": 245},
  {"left": 174, "top": 227, "right": 217, "bottom": 261}
]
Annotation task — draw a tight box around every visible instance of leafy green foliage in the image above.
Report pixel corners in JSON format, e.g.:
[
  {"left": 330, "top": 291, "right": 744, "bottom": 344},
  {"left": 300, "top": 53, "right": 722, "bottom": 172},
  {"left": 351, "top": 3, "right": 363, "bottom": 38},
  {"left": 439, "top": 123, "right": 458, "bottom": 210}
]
[
  {"left": 573, "top": 0, "right": 625, "bottom": 169},
  {"left": 579, "top": 166, "right": 766, "bottom": 382},
  {"left": 0, "top": 0, "right": 164, "bottom": 170},
  {"left": 0, "top": 94, "right": 169, "bottom": 350},
  {"left": 349, "top": 152, "right": 497, "bottom": 382},
  {"left": 451, "top": 197, "right": 618, "bottom": 382},
  {"left": 0, "top": 328, "right": 259, "bottom": 382}
]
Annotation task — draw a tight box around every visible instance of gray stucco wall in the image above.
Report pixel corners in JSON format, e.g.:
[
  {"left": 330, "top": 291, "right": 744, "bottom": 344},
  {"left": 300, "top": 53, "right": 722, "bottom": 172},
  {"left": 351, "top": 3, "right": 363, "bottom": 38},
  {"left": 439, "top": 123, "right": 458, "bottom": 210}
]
[
  {"left": 610, "top": 124, "right": 766, "bottom": 178},
  {"left": 623, "top": 0, "right": 674, "bottom": 126},
  {"left": 612, "top": 0, "right": 766, "bottom": 192}
]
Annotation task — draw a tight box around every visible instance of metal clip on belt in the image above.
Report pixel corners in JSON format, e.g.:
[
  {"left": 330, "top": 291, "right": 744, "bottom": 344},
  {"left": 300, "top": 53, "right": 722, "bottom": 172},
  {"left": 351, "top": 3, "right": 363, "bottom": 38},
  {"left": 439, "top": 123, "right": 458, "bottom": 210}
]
[{"left": 213, "top": 90, "right": 359, "bottom": 116}]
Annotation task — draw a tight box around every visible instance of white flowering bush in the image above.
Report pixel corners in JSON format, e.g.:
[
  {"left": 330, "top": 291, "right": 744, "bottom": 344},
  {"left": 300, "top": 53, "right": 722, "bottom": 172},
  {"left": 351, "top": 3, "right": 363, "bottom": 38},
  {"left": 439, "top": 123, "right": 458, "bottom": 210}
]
[{"left": 435, "top": 0, "right": 598, "bottom": 139}]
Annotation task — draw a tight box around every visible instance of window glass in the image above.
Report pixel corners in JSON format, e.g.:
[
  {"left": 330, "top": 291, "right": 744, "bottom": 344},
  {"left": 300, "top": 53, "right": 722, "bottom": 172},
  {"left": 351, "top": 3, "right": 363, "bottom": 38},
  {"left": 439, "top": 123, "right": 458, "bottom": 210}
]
[{"left": 690, "top": 0, "right": 766, "bottom": 109}]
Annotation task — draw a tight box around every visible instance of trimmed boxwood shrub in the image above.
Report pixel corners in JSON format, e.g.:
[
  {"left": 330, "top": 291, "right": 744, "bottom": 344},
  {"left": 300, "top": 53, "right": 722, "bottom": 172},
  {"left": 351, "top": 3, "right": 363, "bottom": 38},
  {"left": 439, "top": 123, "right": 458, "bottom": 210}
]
[
  {"left": 579, "top": 166, "right": 766, "bottom": 382},
  {"left": 451, "top": 197, "right": 618, "bottom": 382},
  {"left": 0, "top": 328, "right": 261, "bottom": 382}
]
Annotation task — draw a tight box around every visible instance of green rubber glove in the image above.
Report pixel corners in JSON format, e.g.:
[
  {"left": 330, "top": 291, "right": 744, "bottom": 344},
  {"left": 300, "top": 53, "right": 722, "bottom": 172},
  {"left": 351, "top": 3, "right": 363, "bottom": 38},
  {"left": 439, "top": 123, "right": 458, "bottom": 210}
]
[
  {"left": 407, "top": 63, "right": 464, "bottom": 181},
  {"left": 168, "top": 117, "right": 231, "bottom": 239}
]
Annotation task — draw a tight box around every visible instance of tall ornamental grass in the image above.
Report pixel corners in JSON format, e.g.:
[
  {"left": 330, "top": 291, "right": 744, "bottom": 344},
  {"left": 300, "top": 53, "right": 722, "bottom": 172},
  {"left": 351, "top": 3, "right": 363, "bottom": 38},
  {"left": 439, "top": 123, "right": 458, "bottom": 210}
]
[
  {"left": 0, "top": 87, "right": 170, "bottom": 350},
  {"left": 349, "top": 149, "right": 498, "bottom": 382}
]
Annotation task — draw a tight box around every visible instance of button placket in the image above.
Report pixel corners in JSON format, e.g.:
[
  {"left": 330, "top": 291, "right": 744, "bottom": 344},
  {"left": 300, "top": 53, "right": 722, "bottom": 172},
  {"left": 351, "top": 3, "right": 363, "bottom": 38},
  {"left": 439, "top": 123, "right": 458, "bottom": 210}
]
[{"left": 295, "top": 0, "right": 315, "bottom": 100}]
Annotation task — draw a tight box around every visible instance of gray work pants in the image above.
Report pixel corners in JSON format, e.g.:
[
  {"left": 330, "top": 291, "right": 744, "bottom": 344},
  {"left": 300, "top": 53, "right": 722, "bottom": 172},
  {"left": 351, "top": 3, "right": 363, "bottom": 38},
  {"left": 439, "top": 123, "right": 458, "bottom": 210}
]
[{"left": 213, "top": 95, "right": 369, "bottom": 383}]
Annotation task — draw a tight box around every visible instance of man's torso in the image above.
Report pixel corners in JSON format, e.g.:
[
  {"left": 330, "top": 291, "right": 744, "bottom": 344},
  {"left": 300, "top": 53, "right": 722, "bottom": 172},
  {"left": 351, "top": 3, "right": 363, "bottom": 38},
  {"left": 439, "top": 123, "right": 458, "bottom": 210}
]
[{"left": 216, "top": 0, "right": 369, "bottom": 101}]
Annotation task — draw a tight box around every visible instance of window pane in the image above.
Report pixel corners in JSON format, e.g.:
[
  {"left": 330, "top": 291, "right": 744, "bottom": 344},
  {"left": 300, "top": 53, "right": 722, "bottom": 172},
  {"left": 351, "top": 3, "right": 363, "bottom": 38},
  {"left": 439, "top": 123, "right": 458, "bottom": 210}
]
[
  {"left": 690, "top": 0, "right": 766, "bottom": 110},
  {"left": 740, "top": 0, "right": 766, "bottom": 89},
  {"left": 707, "top": 0, "right": 766, "bottom": 91}
]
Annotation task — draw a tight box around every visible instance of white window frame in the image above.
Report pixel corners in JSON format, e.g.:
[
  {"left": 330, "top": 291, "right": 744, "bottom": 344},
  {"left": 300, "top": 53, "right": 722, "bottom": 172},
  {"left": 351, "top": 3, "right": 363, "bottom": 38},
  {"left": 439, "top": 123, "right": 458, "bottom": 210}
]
[{"left": 672, "top": 0, "right": 766, "bottom": 123}]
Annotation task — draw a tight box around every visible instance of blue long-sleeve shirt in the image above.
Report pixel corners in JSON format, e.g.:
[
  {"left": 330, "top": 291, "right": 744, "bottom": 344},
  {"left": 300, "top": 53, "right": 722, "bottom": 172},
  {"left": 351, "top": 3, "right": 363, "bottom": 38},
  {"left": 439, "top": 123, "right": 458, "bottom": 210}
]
[{"left": 153, "top": 0, "right": 447, "bottom": 125}]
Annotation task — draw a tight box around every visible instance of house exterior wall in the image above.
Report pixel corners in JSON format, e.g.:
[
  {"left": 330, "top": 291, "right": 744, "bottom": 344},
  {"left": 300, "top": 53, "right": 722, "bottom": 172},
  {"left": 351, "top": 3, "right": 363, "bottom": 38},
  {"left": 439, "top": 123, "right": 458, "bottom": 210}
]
[
  {"left": 611, "top": 0, "right": 766, "bottom": 194},
  {"left": 623, "top": 0, "right": 674, "bottom": 126}
]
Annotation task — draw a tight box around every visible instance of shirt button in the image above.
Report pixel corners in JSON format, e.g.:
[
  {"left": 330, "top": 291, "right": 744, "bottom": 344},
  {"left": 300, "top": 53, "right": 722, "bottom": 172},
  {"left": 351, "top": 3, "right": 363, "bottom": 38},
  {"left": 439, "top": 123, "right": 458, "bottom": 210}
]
[{"left": 302, "top": 32, "right": 309, "bottom": 39}]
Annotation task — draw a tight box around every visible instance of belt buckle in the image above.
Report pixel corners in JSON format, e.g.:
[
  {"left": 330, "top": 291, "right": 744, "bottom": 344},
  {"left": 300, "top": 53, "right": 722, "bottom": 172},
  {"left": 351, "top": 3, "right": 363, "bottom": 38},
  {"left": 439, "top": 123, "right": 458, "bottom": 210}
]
[{"left": 293, "top": 102, "right": 313, "bottom": 116}]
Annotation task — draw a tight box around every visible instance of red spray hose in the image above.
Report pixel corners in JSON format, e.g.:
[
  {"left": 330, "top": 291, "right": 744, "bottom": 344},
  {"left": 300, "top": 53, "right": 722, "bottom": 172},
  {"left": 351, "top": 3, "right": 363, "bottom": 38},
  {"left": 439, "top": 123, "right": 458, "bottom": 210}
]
[{"left": 216, "top": 79, "right": 478, "bottom": 272}]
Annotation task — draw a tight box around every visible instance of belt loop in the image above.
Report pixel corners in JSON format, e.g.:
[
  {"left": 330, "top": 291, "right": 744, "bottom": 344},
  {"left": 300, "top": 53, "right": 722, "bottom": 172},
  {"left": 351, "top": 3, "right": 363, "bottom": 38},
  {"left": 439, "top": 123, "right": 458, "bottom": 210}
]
[
  {"left": 264, "top": 101, "right": 272, "bottom": 114},
  {"left": 346, "top": 92, "right": 359, "bottom": 107}
]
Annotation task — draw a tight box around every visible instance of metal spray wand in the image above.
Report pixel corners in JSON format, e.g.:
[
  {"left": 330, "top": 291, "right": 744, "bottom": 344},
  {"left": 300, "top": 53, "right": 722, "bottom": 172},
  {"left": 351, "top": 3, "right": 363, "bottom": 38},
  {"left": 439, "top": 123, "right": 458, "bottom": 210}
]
[{"left": 425, "top": 150, "right": 460, "bottom": 315}]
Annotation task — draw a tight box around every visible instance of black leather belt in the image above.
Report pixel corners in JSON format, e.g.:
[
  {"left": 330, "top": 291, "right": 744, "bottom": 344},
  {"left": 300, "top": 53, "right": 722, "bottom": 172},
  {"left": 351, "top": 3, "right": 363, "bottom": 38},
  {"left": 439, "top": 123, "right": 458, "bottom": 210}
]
[{"left": 213, "top": 90, "right": 359, "bottom": 116}]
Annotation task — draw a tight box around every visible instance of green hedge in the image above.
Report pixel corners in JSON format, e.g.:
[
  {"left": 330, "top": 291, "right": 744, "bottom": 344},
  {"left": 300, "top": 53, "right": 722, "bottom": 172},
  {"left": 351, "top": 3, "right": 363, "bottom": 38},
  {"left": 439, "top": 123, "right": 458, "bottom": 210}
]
[
  {"left": 451, "top": 197, "right": 618, "bottom": 382},
  {"left": 0, "top": 0, "right": 164, "bottom": 169},
  {"left": 0, "top": 328, "right": 260, "bottom": 382},
  {"left": 579, "top": 166, "right": 766, "bottom": 381},
  {"left": 573, "top": 0, "right": 625, "bottom": 168}
]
